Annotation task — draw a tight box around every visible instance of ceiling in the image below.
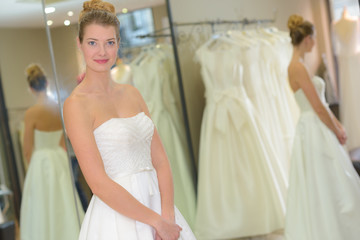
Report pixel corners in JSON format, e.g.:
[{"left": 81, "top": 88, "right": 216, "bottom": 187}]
[{"left": 0, "top": 0, "right": 165, "bottom": 28}]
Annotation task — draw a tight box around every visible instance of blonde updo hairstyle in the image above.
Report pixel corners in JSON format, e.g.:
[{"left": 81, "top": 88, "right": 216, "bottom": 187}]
[
  {"left": 78, "top": 0, "right": 120, "bottom": 43},
  {"left": 287, "top": 14, "right": 314, "bottom": 46},
  {"left": 25, "top": 64, "right": 47, "bottom": 92}
]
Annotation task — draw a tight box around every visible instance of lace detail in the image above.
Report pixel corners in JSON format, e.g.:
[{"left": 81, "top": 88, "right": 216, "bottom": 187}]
[{"left": 93, "top": 112, "right": 155, "bottom": 179}]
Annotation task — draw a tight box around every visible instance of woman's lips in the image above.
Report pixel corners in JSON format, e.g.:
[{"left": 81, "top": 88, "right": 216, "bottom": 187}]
[{"left": 94, "top": 59, "right": 109, "bottom": 64}]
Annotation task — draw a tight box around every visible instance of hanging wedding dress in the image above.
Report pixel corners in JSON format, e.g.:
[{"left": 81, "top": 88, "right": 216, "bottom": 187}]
[
  {"left": 20, "top": 130, "right": 83, "bottom": 240},
  {"left": 229, "top": 29, "right": 297, "bottom": 177},
  {"left": 195, "top": 38, "right": 286, "bottom": 239},
  {"left": 285, "top": 76, "right": 360, "bottom": 240},
  {"left": 130, "top": 48, "right": 196, "bottom": 228},
  {"left": 78, "top": 112, "right": 196, "bottom": 239},
  {"left": 333, "top": 9, "right": 360, "bottom": 150}
]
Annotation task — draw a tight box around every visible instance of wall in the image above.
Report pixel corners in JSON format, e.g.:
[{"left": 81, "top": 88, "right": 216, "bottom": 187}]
[
  {"left": 169, "top": 0, "right": 335, "bottom": 163},
  {"left": 0, "top": 28, "right": 53, "bottom": 110},
  {"left": 50, "top": 24, "right": 80, "bottom": 101}
]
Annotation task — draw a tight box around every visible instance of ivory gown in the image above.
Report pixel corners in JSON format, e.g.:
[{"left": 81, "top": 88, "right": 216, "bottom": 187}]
[
  {"left": 20, "top": 130, "right": 83, "bottom": 240},
  {"left": 78, "top": 112, "right": 196, "bottom": 240},
  {"left": 285, "top": 76, "right": 360, "bottom": 240}
]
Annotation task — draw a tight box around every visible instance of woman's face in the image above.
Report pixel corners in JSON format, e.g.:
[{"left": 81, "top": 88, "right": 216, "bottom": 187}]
[
  {"left": 78, "top": 23, "right": 119, "bottom": 73},
  {"left": 305, "top": 32, "right": 316, "bottom": 52}
]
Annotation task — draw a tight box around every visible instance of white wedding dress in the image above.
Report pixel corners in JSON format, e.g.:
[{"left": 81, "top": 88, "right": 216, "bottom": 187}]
[
  {"left": 195, "top": 40, "right": 286, "bottom": 239},
  {"left": 20, "top": 130, "right": 83, "bottom": 240},
  {"left": 78, "top": 112, "right": 196, "bottom": 240},
  {"left": 285, "top": 76, "right": 360, "bottom": 240}
]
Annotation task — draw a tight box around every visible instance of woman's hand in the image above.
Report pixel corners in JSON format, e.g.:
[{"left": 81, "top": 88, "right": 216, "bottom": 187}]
[
  {"left": 154, "top": 217, "right": 182, "bottom": 240},
  {"left": 336, "top": 125, "right": 347, "bottom": 145}
]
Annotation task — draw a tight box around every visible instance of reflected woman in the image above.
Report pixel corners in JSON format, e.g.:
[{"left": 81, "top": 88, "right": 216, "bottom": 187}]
[
  {"left": 285, "top": 14, "right": 360, "bottom": 240},
  {"left": 20, "top": 64, "right": 83, "bottom": 240},
  {"left": 63, "top": 0, "right": 196, "bottom": 239}
]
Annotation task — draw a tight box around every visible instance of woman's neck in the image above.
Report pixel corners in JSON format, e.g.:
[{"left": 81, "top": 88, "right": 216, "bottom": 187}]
[
  {"left": 82, "top": 67, "right": 113, "bottom": 93},
  {"left": 292, "top": 46, "right": 306, "bottom": 63},
  {"left": 35, "top": 91, "right": 49, "bottom": 104}
]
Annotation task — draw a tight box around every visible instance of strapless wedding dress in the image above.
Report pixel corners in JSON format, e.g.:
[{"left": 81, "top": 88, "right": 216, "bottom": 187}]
[
  {"left": 20, "top": 130, "right": 83, "bottom": 240},
  {"left": 285, "top": 76, "right": 360, "bottom": 240},
  {"left": 78, "top": 112, "right": 196, "bottom": 240}
]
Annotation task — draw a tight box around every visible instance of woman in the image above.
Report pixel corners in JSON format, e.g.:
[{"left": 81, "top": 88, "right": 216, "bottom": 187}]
[
  {"left": 285, "top": 14, "right": 360, "bottom": 240},
  {"left": 21, "top": 64, "right": 83, "bottom": 240},
  {"left": 63, "top": 1, "right": 195, "bottom": 239}
]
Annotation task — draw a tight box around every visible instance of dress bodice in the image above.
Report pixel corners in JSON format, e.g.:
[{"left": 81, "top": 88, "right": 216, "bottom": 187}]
[
  {"left": 34, "top": 129, "right": 62, "bottom": 150},
  {"left": 333, "top": 18, "right": 360, "bottom": 55},
  {"left": 93, "top": 112, "right": 155, "bottom": 179},
  {"left": 294, "top": 76, "right": 327, "bottom": 113}
]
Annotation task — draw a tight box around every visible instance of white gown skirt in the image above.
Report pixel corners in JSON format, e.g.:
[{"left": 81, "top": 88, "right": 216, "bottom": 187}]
[
  {"left": 20, "top": 148, "right": 83, "bottom": 240},
  {"left": 285, "top": 111, "right": 360, "bottom": 240},
  {"left": 78, "top": 169, "right": 196, "bottom": 240}
]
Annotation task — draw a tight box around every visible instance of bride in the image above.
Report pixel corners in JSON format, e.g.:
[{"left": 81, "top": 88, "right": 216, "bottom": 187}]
[{"left": 63, "top": 0, "right": 196, "bottom": 239}]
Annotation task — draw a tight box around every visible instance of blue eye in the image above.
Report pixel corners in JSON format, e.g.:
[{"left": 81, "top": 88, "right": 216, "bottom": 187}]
[
  {"left": 88, "top": 41, "right": 96, "bottom": 46},
  {"left": 107, "top": 41, "right": 116, "bottom": 46}
]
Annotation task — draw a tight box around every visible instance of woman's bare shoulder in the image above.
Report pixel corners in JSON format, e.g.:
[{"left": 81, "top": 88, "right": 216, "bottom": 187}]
[
  {"left": 288, "top": 60, "right": 306, "bottom": 74},
  {"left": 63, "top": 87, "right": 92, "bottom": 117}
]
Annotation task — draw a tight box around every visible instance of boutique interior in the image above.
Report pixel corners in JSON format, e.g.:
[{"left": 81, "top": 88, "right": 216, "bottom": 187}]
[{"left": 0, "top": 0, "right": 360, "bottom": 239}]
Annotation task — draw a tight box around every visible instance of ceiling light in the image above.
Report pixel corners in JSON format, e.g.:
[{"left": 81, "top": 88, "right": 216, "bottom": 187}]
[
  {"left": 47, "top": 20, "right": 53, "bottom": 26},
  {"left": 45, "top": 7, "right": 55, "bottom": 14},
  {"left": 64, "top": 20, "right": 71, "bottom": 26},
  {"left": 67, "top": 11, "right": 74, "bottom": 17},
  {"left": 122, "top": 8, "right": 128, "bottom": 14}
]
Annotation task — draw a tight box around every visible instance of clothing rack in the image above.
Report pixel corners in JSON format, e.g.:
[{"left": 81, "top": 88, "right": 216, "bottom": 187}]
[
  {"left": 133, "top": 3, "right": 277, "bottom": 192},
  {"left": 136, "top": 16, "right": 276, "bottom": 39}
]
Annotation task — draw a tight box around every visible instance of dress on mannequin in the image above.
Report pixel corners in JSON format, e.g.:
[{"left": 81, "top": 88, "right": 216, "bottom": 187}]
[
  {"left": 333, "top": 7, "right": 360, "bottom": 150},
  {"left": 285, "top": 76, "right": 360, "bottom": 240},
  {"left": 111, "top": 59, "right": 133, "bottom": 85},
  {"left": 20, "top": 130, "right": 84, "bottom": 240}
]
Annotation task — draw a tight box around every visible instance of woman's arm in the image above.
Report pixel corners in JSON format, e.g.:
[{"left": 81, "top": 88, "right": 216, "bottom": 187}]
[
  {"left": 23, "top": 109, "right": 35, "bottom": 164},
  {"left": 290, "top": 63, "right": 344, "bottom": 139},
  {"left": 330, "top": 110, "right": 347, "bottom": 144},
  {"left": 63, "top": 96, "right": 161, "bottom": 225}
]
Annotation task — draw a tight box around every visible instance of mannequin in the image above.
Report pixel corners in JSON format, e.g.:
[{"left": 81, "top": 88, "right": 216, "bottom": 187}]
[
  {"left": 333, "top": 7, "right": 359, "bottom": 54},
  {"left": 333, "top": 7, "right": 360, "bottom": 150},
  {"left": 111, "top": 58, "right": 133, "bottom": 85}
]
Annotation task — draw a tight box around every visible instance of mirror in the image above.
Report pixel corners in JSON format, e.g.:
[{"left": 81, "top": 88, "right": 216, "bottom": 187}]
[
  {"left": 166, "top": 0, "right": 360, "bottom": 239},
  {"left": 43, "top": 0, "right": 197, "bottom": 231},
  {"left": 0, "top": 0, "right": 81, "bottom": 239}
]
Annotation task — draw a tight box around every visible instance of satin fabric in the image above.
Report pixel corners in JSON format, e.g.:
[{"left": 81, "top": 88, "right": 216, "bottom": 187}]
[
  {"left": 285, "top": 76, "right": 360, "bottom": 240},
  {"left": 20, "top": 130, "right": 83, "bottom": 240}
]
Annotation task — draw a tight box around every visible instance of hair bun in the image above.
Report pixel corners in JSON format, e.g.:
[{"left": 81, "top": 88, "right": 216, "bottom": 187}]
[
  {"left": 26, "top": 64, "right": 44, "bottom": 80},
  {"left": 25, "top": 64, "right": 47, "bottom": 91},
  {"left": 288, "top": 14, "right": 304, "bottom": 31},
  {"left": 82, "top": 0, "right": 115, "bottom": 15}
]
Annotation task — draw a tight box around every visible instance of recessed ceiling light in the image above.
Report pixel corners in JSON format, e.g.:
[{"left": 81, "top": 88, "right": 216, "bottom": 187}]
[
  {"left": 122, "top": 8, "right": 128, "bottom": 14},
  {"left": 47, "top": 20, "right": 53, "bottom": 26},
  {"left": 45, "top": 7, "right": 55, "bottom": 14},
  {"left": 64, "top": 20, "right": 71, "bottom": 26},
  {"left": 67, "top": 11, "right": 74, "bottom": 17}
]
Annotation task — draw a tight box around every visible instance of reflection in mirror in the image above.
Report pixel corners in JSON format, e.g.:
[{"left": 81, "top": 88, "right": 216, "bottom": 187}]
[
  {"left": 44, "top": 0, "right": 196, "bottom": 231},
  {"left": 0, "top": 0, "right": 81, "bottom": 239}
]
